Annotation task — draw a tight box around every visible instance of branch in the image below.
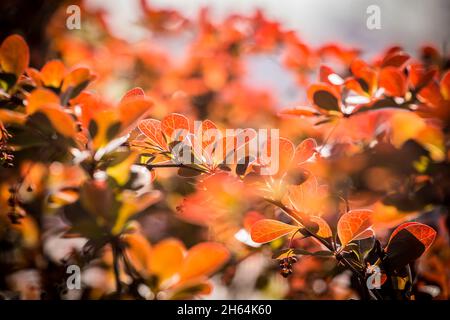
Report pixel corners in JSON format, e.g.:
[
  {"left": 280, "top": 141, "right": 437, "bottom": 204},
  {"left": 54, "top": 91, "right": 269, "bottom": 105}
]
[
  {"left": 111, "top": 239, "right": 122, "bottom": 294},
  {"left": 144, "top": 162, "right": 206, "bottom": 173}
]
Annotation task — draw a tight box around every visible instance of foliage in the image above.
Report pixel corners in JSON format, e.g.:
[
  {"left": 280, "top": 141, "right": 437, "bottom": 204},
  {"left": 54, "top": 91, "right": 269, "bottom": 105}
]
[{"left": 0, "top": 0, "right": 449, "bottom": 300}]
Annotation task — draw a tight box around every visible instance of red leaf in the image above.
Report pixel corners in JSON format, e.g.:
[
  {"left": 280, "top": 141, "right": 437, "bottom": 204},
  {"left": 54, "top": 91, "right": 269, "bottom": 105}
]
[
  {"left": 381, "top": 52, "right": 410, "bottom": 69},
  {"left": 440, "top": 70, "right": 450, "bottom": 100},
  {"left": 350, "top": 59, "right": 377, "bottom": 95},
  {"left": 387, "top": 222, "right": 436, "bottom": 251},
  {"left": 294, "top": 138, "right": 317, "bottom": 164},
  {"left": 409, "top": 64, "right": 437, "bottom": 90},
  {"left": 379, "top": 67, "right": 407, "bottom": 97},
  {"left": 120, "top": 87, "right": 145, "bottom": 103},
  {"left": 161, "top": 113, "right": 190, "bottom": 142}
]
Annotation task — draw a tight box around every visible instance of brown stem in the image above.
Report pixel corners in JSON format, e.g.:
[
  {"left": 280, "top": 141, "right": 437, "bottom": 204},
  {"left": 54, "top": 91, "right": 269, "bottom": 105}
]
[
  {"left": 144, "top": 162, "right": 206, "bottom": 173},
  {"left": 111, "top": 240, "right": 122, "bottom": 294}
]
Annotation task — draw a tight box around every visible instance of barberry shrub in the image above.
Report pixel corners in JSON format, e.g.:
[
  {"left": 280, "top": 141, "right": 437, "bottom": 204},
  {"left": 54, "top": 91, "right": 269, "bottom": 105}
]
[{"left": 0, "top": 1, "right": 449, "bottom": 300}]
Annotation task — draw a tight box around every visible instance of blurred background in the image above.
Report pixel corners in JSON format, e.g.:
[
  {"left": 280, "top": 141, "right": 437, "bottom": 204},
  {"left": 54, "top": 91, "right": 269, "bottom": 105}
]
[
  {"left": 89, "top": 0, "right": 450, "bottom": 54},
  {"left": 1, "top": 0, "right": 449, "bottom": 105},
  {"left": 87, "top": 0, "right": 450, "bottom": 104}
]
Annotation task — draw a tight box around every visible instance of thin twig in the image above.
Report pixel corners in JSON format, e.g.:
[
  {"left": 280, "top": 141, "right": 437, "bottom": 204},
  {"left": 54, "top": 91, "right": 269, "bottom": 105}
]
[{"left": 111, "top": 240, "right": 122, "bottom": 294}]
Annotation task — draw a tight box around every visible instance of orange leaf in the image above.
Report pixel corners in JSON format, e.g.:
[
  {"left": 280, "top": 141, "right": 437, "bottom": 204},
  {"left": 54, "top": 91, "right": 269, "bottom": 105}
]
[
  {"left": 26, "top": 67, "right": 43, "bottom": 86},
  {"left": 71, "top": 91, "right": 109, "bottom": 129},
  {"left": 138, "top": 118, "right": 167, "bottom": 149},
  {"left": 40, "top": 60, "right": 65, "bottom": 88},
  {"left": 251, "top": 219, "right": 298, "bottom": 243},
  {"left": 243, "top": 211, "right": 265, "bottom": 231},
  {"left": 120, "top": 87, "right": 145, "bottom": 103},
  {"left": 279, "top": 106, "right": 318, "bottom": 117},
  {"left": 123, "top": 233, "right": 152, "bottom": 277},
  {"left": 199, "top": 119, "right": 219, "bottom": 151},
  {"left": 0, "top": 109, "right": 26, "bottom": 125},
  {"left": 310, "top": 216, "right": 332, "bottom": 238},
  {"left": 389, "top": 111, "right": 426, "bottom": 148},
  {"left": 37, "top": 105, "right": 77, "bottom": 138},
  {"left": 26, "top": 88, "right": 60, "bottom": 114},
  {"left": 350, "top": 59, "right": 377, "bottom": 95},
  {"left": 440, "top": 71, "right": 450, "bottom": 100},
  {"left": 161, "top": 113, "right": 190, "bottom": 142},
  {"left": 118, "top": 97, "right": 153, "bottom": 134},
  {"left": 379, "top": 67, "right": 407, "bottom": 97},
  {"left": 179, "top": 242, "right": 230, "bottom": 282},
  {"left": 0, "top": 34, "right": 29, "bottom": 77},
  {"left": 149, "top": 238, "right": 186, "bottom": 282},
  {"left": 61, "top": 67, "right": 95, "bottom": 93},
  {"left": 276, "top": 137, "right": 295, "bottom": 176},
  {"left": 307, "top": 84, "right": 341, "bottom": 111},
  {"left": 294, "top": 138, "right": 317, "bottom": 164},
  {"left": 337, "top": 209, "right": 373, "bottom": 247}
]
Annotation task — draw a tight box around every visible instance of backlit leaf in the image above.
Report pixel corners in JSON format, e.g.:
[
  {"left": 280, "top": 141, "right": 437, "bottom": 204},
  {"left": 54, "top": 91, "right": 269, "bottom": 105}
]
[
  {"left": 309, "top": 216, "right": 332, "bottom": 238},
  {"left": 384, "top": 222, "right": 436, "bottom": 272},
  {"left": 251, "top": 219, "right": 298, "bottom": 243},
  {"left": 279, "top": 106, "right": 319, "bottom": 117},
  {"left": 138, "top": 118, "right": 167, "bottom": 149},
  {"left": 150, "top": 238, "right": 186, "bottom": 282},
  {"left": 120, "top": 87, "right": 145, "bottom": 103},
  {"left": 119, "top": 97, "right": 153, "bottom": 134},
  {"left": 40, "top": 60, "right": 65, "bottom": 88},
  {"left": 294, "top": 138, "right": 317, "bottom": 164},
  {"left": 161, "top": 113, "right": 190, "bottom": 142},
  {"left": 123, "top": 233, "right": 152, "bottom": 277},
  {"left": 387, "top": 222, "right": 436, "bottom": 251},
  {"left": 337, "top": 209, "right": 373, "bottom": 247},
  {"left": 179, "top": 242, "right": 230, "bottom": 282}
]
